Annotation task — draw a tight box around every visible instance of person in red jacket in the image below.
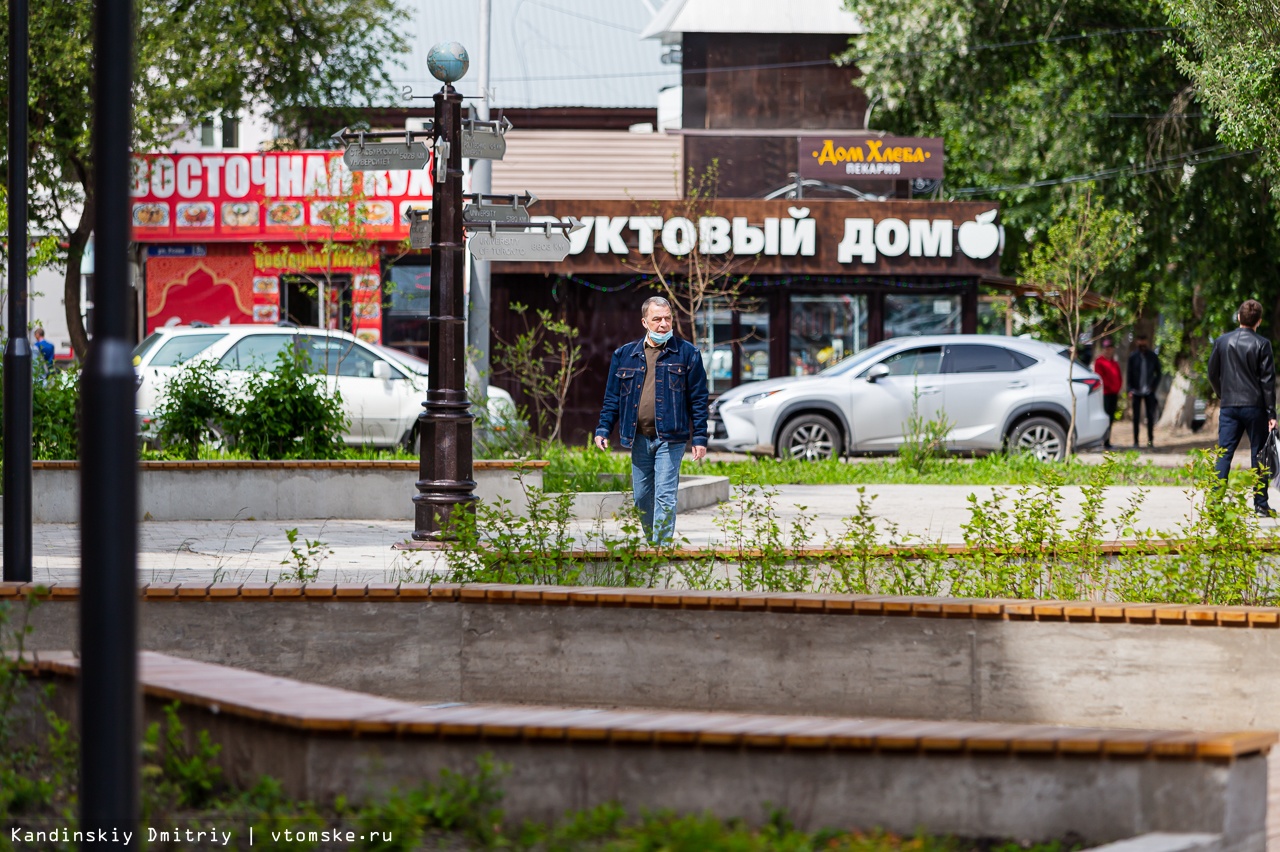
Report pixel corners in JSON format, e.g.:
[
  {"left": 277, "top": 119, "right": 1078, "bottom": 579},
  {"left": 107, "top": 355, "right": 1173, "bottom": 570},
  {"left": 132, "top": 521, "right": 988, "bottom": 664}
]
[{"left": 1093, "top": 338, "right": 1123, "bottom": 449}]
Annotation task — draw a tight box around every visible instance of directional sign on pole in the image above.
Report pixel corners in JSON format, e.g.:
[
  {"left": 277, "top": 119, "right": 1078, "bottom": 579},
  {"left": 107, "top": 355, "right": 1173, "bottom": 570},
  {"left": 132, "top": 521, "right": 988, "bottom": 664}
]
[
  {"left": 343, "top": 141, "right": 431, "bottom": 172},
  {"left": 460, "top": 116, "right": 511, "bottom": 160},
  {"left": 463, "top": 203, "right": 529, "bottom": 225},
  {"left": 467, "top": 218, "right": 582, "bottom": 262},
  {"left": 408, "top": 208, "right": 432, "bottom": 249}
]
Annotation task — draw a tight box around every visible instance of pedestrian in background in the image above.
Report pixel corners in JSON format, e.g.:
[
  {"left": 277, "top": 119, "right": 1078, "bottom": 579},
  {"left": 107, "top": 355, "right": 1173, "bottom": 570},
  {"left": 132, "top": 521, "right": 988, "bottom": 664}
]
[
  {"left": 595, "top": 296, "right": 709, "bottom": 545},
  {"left": 1127, "top": 334, "right": 1162, "bottom": 448},
  {"left": 1208, "top": 299, "right": 1277, "bottom": 517},
  {"left": 32, "top": 327, "right": 54, "bottom": 368},
  {"left": 1093, "top": 338, "right": 1122, "bottom": 450}
]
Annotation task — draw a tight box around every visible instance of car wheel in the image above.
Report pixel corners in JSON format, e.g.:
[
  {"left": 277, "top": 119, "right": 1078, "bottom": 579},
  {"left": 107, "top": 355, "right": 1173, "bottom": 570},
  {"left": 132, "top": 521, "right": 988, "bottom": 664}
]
[
  {"left": 778, "top": 414, "right": 842, "bottom": 462},
  {"left": 400, "top": 423, "right": 419, "bottom": 453},
  {"left": 1008, "top": 416, "right": 1067, "bottom": 461}
]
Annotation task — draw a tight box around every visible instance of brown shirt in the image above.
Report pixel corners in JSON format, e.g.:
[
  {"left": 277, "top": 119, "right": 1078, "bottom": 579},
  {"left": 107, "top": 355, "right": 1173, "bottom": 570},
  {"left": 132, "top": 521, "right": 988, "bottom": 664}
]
[{"left": 636, "top": 341, "right": 663, "bottom": 437}]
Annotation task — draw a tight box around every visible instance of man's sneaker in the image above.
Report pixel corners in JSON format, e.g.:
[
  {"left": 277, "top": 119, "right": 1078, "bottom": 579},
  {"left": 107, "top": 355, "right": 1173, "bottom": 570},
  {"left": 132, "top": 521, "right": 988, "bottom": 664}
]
[{"left": 1256, "top": 506, "right": 1277, "bottom": 519}]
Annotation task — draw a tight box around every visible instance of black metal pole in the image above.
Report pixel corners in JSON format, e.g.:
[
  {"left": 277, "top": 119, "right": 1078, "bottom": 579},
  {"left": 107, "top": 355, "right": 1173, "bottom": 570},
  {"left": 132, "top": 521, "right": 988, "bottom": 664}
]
[
  {"left": 80, "top": 0, "right": 138, "bottom": 843},
  {"left": 414, "top": 83, "right": 477, "bottom": 539},
  {"left": 4, "top": 0, "right": 32, "bottom": 583}
]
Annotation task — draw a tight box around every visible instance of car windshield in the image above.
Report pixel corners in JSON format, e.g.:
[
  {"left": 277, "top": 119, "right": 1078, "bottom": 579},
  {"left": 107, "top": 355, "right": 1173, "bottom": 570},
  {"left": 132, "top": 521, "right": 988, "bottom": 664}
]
[
  {"left": 816, "top": 340, "right": 898, "bottom": 377},
  {"left": 376, "top": 344, "right": 428, "bottom": 376},
  {"left": 147, "top": 332, "right": 229, "bottom": 367}
]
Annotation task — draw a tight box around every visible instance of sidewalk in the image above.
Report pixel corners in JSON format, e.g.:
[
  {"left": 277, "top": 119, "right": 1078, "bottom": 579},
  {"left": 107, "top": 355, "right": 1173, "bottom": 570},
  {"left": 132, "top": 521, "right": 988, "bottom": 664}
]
[{"left": 12, "top": 481, "right": 1274, "bottom": 586}]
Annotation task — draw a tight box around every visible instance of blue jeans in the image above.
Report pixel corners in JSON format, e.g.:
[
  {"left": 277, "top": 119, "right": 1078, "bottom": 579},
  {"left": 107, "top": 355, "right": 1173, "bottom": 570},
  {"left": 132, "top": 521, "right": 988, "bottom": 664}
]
[
  {"left": 1216, "top": 405, "right": 1272, "bottom": 508},
  {"left": 631, "top": 435, "right": 685, "bottom": 544}
]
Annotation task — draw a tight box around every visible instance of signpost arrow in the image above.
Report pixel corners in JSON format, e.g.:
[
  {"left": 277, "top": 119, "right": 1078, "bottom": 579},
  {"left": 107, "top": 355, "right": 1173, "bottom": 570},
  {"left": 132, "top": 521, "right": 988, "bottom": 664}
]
[
  {"left": 466, "top": 218, "right": 582, "bottom": 262},
  {"left": 460, "top": 116, "right": 511, "bottom": 160},
  {"left": 462, "top": 192, "right": 538, "bottom": 225},
  {"left": 408, "top": 207, "right": 432, "bottom": 249},
  {"left": 343, "top": 141, "right": 431, "bottom": 172}
]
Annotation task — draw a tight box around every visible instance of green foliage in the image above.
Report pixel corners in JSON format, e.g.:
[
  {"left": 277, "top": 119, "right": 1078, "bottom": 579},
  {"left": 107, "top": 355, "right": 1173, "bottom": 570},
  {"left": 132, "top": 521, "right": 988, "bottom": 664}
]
[
  {"left": 31, "top": 365, "right": 79, "bottom": 461},
  {"left": 898, "top": 389, "right": 954, "bottom": 475},
  {"left": 1163, "top": 0, "right": 1280, "bottom": 179},
  {"left": 841, "top": 0, "right": 1280, "bottom": 367},
  {"left": 151, "top": 359, "right": 236, "bottom": 459},
  {"left": 278, "top": 527, "right": 334, "bottom": 583},
  {"left": 353, "top": 754, "right": 507, "bottom": 849},
  {"left": 231, "top": 348, "right": 349, "bottom": 460}
]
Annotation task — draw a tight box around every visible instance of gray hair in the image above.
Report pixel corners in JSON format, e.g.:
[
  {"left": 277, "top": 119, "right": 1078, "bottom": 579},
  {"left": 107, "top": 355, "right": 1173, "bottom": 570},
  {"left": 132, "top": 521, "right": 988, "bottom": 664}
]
[{"left": 641, "top": 295, "right": 672, "bottom": 319}]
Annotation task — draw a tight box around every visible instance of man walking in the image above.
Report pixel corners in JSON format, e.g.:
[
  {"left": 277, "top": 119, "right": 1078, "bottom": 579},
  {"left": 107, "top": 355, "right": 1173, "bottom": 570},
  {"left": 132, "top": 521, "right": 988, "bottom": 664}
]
[
  {"left": 1208, "top": 299, "right": 1277, "bottom": 516},
  {"left": 1093, "top": 338, "right": 1122, "bottom": 450},
  {"left": 1127, "top": 334, "right": 1162, "bottom": 447},
  {"left": 595, "top": 296, "right": 709, "bottom": 544}
]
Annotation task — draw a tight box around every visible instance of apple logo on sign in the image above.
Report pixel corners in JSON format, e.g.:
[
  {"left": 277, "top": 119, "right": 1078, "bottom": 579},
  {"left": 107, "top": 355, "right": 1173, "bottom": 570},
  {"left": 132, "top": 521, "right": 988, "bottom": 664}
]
[{"left": 957, "top": 209, "right": 1002, "bottom": 259}]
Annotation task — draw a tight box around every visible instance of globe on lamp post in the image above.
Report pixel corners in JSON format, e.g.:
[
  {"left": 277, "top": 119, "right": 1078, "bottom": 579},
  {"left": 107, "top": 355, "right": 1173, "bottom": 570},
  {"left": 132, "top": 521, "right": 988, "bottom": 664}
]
[{"left": 427, "top": 42, "right": 469, "bottom": 85}]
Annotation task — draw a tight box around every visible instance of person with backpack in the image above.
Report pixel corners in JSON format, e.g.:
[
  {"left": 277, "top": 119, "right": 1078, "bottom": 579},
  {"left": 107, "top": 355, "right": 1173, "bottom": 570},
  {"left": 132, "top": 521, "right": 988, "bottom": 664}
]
[{"left": 1208, "top": 299, "right": 1278, "bottom": 517}]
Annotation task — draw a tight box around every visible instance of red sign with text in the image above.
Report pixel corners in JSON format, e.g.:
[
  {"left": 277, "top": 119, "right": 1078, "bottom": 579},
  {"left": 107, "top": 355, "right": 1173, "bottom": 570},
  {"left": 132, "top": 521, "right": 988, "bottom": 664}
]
[{"left": 130, "top": 151, "right": 434, "bottom": 243}]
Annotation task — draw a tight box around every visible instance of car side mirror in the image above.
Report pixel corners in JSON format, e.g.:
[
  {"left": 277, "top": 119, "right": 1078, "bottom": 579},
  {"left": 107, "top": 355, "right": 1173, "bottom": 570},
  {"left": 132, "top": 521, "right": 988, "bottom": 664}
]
[
  {"left": 372, "top": 360, "right": 393, "bottom": 380},
  {"left": 866, "top": 363, "right": 890, "bottom": 383}
]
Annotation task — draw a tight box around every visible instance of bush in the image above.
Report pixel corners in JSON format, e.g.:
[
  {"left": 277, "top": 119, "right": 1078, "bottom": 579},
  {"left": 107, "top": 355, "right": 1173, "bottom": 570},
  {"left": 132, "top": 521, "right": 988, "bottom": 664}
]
[
  {"left": 230, "top": 348, "right": 348, "bottom": 460},
  {"left": 32, "top": 365, "right": 79, "bottom": 461},
  {"left": 151, "top": 360, "right": 235, "bottom": 460}
]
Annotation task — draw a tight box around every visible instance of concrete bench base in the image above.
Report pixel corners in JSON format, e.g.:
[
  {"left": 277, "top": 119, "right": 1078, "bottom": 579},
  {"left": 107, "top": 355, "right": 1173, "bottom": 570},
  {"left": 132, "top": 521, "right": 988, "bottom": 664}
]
[
  {"left": 16, "top": 652, "right": 1272, "bottom": 850},
  {"left": 556, "top": 474, "right": 730, "bottom": 519}
]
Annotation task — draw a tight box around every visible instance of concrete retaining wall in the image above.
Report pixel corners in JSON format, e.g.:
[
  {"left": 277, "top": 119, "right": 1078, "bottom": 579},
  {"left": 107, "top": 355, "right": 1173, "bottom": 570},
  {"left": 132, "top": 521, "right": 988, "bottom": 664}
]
[
  {"left": 19, "top": 460, "right": 543, "bottom": 522},
  {"left": 18, "top": 593, "right": 1280, "bottom": 734},
  {"left": 561, "top": 474, "right": 730, "bottom": 519}
]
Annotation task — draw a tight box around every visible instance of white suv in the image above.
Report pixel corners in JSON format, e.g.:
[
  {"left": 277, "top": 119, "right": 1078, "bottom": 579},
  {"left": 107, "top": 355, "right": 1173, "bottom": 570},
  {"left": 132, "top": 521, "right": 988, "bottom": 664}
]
[
  {"left": 709, "top": 335, "right": 1108, "bottom": 461},
  {"left": 133, "top": 325, "right": 516, "bottom": 449}
]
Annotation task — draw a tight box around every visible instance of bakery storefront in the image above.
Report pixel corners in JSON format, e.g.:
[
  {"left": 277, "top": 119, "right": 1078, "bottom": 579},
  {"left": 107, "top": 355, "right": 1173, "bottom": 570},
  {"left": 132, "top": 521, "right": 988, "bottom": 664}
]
[
  {"left": 490, "top": 198, "right": 1006, "bottom": 443},
  {"left": 130, "top": 151, "right": 434, "bottom": 346}
]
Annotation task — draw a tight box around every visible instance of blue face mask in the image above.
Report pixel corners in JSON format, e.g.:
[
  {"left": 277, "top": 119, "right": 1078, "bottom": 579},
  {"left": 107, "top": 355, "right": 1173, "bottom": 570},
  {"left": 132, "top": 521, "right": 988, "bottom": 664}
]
[{"left": 648, "top": 329, "right": 673, "bottom": 345}]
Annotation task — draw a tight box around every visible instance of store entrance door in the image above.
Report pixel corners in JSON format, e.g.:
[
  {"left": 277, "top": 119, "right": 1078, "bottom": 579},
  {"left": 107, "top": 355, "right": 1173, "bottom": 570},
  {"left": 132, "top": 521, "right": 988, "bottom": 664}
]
[{"left": 282, "top": 277, "right": 319, "bottom": 327}]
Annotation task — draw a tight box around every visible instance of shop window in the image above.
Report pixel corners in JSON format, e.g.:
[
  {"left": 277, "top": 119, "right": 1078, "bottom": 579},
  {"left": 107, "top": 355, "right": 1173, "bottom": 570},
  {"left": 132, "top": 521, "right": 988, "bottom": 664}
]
[
  {"left": 696, "top": 299, "right": 735, "bottom": 394},
  {"left": 383, "top": 263, "right": 431, "bottom": 359},
  {"left": 693, "top": 297, "right": 770, "bottom": 392},
  {"left": 978, "top": 295, "right": 1013, "bottom": 336},
  {"left": 738, "top": 299, "right": 770, "bottom": 385},
  {"left": 789, "top": 294, "right": 868, "bottom": 376},
  {"left": 884, "top": 293, "right": 961, "bottom": 338}
]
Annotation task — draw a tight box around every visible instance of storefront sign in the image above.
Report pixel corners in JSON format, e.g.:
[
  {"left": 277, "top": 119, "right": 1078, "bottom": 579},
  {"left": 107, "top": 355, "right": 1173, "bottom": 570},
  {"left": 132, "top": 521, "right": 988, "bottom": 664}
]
[
  {"left": 130, "top": 151, "right": 435, "bottom": 242},
  {"left": 494, "top": 199, "right": 1001, "bottom": 277},
  {"left": 798, "top": 136, "right": 944, "bottom": 181}
]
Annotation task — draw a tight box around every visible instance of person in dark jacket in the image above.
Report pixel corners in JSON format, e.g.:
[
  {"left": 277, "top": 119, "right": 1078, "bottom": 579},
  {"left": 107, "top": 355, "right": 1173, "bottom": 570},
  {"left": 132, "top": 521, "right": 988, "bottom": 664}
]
[
  {"left": 1208, "top": 298, "right": 1278, "bottom": 516},
  {"left": 595, "top": 296, "right": 709, "bottom": 544},
  {"left": 1127, "top": 334, "right": 1162, "bottom": 447}
]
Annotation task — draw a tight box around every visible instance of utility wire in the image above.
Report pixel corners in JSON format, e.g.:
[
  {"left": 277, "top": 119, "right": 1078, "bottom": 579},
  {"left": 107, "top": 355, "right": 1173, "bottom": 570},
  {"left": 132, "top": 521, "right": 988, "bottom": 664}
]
[{"left": 951, "top": 144, "right": 1255, "bottom": 195}]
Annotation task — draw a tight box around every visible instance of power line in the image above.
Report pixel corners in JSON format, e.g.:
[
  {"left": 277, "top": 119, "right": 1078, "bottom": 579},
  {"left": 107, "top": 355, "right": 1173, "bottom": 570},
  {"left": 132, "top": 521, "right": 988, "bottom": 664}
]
[
  {"left": 476, "top": 24, "right": 1179, "bottom": 85},
  {"left": 951, "top": 144, "right": 1255, "bottom": 195},
  {"left": 521, "top": 0, "right": 641, "bottom": 34}
]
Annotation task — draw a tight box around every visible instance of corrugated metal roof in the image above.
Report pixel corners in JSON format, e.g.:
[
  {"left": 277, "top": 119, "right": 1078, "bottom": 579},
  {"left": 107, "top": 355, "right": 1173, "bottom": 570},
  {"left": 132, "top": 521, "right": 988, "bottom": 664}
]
[
  {"left": 392, "top": 0, "right": 680, "bottom": 110},
  {"left": 640, "top": 0, "right": 863, "bottom": 39},
  {"left": 491, "top": 130, "right": 683, "bottom": 199}
]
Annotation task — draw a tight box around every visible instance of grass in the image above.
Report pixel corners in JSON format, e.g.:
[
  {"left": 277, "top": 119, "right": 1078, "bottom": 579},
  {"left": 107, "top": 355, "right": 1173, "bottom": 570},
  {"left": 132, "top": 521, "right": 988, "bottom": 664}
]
[{"left": 540, "top": 444, "right": 1195, "bottom": 491}]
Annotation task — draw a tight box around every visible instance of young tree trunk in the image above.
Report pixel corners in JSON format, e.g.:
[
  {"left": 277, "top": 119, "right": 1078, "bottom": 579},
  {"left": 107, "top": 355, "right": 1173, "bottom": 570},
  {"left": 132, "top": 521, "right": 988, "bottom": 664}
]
[{"left": 63, "top": 202, "right": 94, "bottom": 360}]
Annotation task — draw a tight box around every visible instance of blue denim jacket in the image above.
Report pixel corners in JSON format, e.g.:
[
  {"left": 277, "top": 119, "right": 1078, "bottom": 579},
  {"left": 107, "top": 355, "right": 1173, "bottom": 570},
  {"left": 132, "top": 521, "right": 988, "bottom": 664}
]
[{"left": 595, "top": 336, "right": 709, "bottom": 450}]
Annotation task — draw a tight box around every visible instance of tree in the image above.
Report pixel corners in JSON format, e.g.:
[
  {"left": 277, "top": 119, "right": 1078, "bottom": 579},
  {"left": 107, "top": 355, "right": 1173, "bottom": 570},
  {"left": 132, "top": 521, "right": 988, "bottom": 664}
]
[
  {"left": 1162, "top": 0, "right": 1280, "bottom": 177},
  {"left": 492, "top": 303, "right": 588, "bottom": 448},
  {"left": 629, "top": 163, "right": 754, "bottom": 350},
  {"left": 0, "top": 0, "right": 407, "bottom": 358},
  {"left": 839, "top": 0, "right": 1280, "bottom": 368},
  {"left": 1020, "top": 188, "right": 1140, "bottom": 446}
]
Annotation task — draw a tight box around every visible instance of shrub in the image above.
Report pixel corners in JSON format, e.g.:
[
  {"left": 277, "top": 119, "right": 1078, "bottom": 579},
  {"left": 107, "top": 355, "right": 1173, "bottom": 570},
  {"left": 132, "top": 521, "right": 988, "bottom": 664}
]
[
  {"left": 32, "top": 365, "right": 79, "bottom": 461},
  {"left": 151, "top": 360, "right": 235, "bottom": 460},
  {"left": 228, "top": 348, "right": 348, "bottom": 460}
]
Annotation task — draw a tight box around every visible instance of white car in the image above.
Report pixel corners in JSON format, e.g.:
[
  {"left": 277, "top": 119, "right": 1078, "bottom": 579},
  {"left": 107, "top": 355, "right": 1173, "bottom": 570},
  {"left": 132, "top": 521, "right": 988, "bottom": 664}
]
[
  {"left": 709, "top": 335, "right": 1109, "bottom": 461},
  {"left": 133, "top": 324, "right": 516, "bottom": 449}
]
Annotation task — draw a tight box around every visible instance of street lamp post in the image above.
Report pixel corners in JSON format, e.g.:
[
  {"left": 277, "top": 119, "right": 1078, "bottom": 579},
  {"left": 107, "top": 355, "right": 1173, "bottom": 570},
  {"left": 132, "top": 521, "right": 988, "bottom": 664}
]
[{"left": 414, "top": 45, "right": 477, "bottom": 540}]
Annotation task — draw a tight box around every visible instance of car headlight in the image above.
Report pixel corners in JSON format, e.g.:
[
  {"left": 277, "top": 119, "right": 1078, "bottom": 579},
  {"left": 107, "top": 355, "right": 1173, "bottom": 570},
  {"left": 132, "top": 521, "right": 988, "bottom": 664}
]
[{"left": 741, "top": 390, "right": 781, "bottom": 406}]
